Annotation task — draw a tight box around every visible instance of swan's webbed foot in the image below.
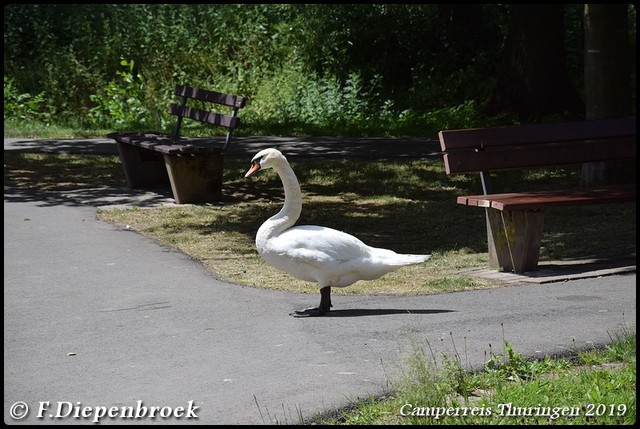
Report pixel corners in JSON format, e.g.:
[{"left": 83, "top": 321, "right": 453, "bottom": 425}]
[
  {"left": 290, "top": 286, "right": 332, "bottom": 318},
  {"left": 291, "top": 306, "right": 328, "bottom": 317}
]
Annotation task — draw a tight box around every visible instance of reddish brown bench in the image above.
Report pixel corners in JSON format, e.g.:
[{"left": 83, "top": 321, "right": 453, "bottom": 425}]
[
  {"left": 108, "top": 85, "right": 246, "bottom": 204},
  {"left": 439, "top": 116, "right": 636, "bottom": 273}
]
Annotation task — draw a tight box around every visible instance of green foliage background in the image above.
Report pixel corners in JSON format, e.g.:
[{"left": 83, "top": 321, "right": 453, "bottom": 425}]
[{"left": 3, "top": 4, "right": 634, "bottom": 136}]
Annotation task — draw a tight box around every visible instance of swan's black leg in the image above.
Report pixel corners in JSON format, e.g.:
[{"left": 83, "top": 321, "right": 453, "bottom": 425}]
[
  {"left": 319, "top": 286, "right": 332, "bottom": 313},
  {"left": 292, "top": 286, "right": 332, "bottom": 317}
]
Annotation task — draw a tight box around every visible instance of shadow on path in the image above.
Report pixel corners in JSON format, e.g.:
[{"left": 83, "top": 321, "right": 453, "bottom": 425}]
[{"left": 297, "top": 308, "right": 456, "bottom": 318}]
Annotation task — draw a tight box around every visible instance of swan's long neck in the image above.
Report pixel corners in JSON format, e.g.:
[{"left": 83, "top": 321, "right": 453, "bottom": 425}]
[{"left": 259, "top": 159, "right": 302, "bottom": 239}]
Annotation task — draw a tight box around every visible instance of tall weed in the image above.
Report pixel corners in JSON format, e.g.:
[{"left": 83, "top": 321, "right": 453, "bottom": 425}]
[
  {"left": 3, "top": 76, "right": 51, "bottom": 124},
  {"left": 88, "top": 59, "right": 149, "bottom": 130}
]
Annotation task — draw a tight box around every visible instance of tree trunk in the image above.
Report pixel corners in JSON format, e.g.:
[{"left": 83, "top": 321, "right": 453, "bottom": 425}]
[
  {"left": 581, "top": 4, "right": 634, "bottom": 186},
  {"left": 484, "top": 4, "right": 584, "bottom": 119}
]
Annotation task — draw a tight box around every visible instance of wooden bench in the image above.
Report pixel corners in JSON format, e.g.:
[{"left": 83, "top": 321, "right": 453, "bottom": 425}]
[
  {"left": 438, "top": 116, "right": 636, "bottom": 273},
  {"left": 108, "top": 85, "right": 246, "bottom": 204}
]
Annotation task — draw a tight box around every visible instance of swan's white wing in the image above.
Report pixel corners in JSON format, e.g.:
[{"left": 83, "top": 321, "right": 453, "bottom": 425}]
[
  {"left": 269, "top": 225, "right": 371, "bottom": 264},
  {"left": 261, "top": 225, "right": 429, "bottom": 287},
  {"left": 260, "top": 225, "right": 376, "bottom": 286}
]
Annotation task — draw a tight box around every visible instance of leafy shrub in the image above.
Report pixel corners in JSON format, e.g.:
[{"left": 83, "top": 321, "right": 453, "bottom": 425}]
[
  {"left": 3, "top": 76, "right": 51, "bottom": 124},
  {"left": 4, "top": 5, "right": 511, "bottom": 136},
  {"left": 87, "top": 59, "right": 149, "bottom": 129}
]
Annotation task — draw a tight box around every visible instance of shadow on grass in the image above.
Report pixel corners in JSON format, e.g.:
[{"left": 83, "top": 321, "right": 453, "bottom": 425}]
[{"left": 4, "top": 150, "right": 636, "bottom": 261}]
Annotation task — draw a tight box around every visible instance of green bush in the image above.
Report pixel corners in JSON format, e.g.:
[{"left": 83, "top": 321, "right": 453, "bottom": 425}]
[
  {"left": 87, "top": 59, "right": 149, "bottom": 130},
  {"left": 7, "top": 5, "right": 632, "bottom": 136},
  {"left": 3, "top": 76, "right": 51, "bottom": 124}
]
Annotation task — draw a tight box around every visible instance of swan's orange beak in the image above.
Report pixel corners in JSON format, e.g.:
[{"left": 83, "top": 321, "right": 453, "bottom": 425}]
[{"left": 245, "top": 161, "right": 261, "bottom": 178}]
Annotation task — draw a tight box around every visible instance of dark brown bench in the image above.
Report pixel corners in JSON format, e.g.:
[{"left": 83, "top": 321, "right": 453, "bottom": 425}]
[
  {"left": 108, "top": 85, "right": 246, "bottom": 204},
  {"left": 438, "top": 116, "right": 636, "bottom": 273}
]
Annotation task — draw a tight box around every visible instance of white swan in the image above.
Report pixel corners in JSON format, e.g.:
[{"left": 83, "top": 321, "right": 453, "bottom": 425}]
[{"left": 245, "top": 148, "right": 431, "bottom": 316}]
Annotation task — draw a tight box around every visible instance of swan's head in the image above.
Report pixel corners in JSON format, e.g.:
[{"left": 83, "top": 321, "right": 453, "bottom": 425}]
[{"left": 245, "top": 148, "right": 287, "bottom": 178}]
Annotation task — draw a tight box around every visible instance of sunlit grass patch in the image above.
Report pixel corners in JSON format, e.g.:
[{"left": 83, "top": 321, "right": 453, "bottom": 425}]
[
  {"left": 4, "top": 152, "right": 635, "bottom": 296},
  {"left": 316, "top": 330, "right": 636, "bottom": 425}
]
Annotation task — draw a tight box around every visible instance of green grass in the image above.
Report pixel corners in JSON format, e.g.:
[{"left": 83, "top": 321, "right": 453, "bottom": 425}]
[
  {"left": 3, "top": 151, "right": 636, "bottom": 297},
  {"left": 3, "top": 118, "right": 113, "bottom": 139},
  {"left": 312, "top": 329, "right": 636, "bottom": 425}
]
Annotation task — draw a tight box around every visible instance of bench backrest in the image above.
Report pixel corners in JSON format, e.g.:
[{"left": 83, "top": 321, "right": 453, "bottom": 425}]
[
  {"left": 170, "top": 85, "right": 247, "bottom": 151},
  {"left": 438, "top": 116, "right": 636, "bottom": 175}
]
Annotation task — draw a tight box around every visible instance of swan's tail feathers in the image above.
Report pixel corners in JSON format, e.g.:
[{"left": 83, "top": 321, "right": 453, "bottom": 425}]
[
  {"left": 398, "top": 254, "right": 432, "bottom": 265},
  {"left": 375, "top": 250, "right": 431, "bottom": 266}
]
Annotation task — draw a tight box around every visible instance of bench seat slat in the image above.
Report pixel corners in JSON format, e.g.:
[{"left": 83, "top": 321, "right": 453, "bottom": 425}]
[
  {"left": 107, "top": 132, "right": 225, "bottom": 155},
  {"left": 457, "top": 184, "right": 636, "bottom": 211}
]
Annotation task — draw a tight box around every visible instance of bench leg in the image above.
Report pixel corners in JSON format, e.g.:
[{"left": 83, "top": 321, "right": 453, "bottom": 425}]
[
  {"left": 116, "top": 142, "right": 170, "bottom": 188},
  {"left": 163, "top": 153, "right": 224, "bottom": 204},
  {"left": 486, "top": 209, "right": 545, "bottom": 273}
]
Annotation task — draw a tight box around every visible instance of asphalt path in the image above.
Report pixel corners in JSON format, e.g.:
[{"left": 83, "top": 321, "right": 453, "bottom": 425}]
[
  {"left": 4, "top": 138, "right": 636, "bottom": 425},
  {"left": 3, "top": 135, "right": 443, "bottom": 160}
]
